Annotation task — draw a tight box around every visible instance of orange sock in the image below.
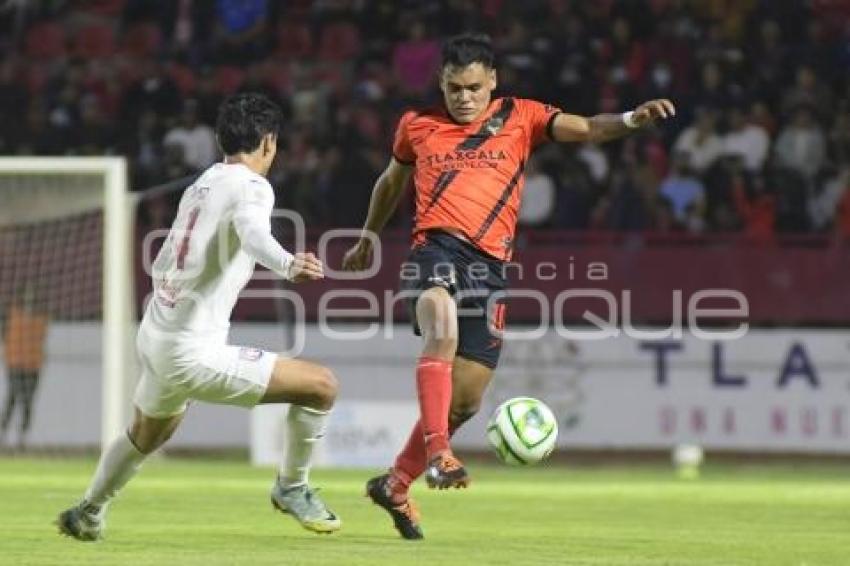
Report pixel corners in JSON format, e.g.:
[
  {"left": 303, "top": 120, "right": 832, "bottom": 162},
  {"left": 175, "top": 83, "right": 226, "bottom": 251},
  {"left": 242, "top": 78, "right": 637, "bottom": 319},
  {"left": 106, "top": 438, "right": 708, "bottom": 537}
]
[{"left": 415, "top": 356, "right": 452, "bottom": 458}]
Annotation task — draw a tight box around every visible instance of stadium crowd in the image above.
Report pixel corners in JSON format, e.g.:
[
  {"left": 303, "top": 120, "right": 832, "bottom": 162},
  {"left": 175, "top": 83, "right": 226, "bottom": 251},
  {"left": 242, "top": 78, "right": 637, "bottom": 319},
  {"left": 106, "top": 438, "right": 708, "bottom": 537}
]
[{"left": 0, "top": 0, "right": 848, "bottom": 240}]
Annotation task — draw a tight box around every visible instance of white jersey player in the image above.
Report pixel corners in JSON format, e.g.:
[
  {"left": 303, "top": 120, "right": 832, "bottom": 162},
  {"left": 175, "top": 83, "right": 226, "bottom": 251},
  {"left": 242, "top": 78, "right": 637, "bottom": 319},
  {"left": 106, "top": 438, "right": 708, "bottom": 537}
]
[{"left": 58, "top": 93, "right": 341, "bottom": 541}]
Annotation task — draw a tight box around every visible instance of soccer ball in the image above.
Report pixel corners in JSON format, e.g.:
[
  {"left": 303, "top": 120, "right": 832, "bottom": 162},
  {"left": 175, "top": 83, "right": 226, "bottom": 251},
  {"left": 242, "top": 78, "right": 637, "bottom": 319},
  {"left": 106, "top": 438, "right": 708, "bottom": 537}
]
[
  {"left": 486, "top": 397, "right": 558, "bottom": 465},
  {"left": 672, "top": 444, "right": 704, "bottom": 479}
]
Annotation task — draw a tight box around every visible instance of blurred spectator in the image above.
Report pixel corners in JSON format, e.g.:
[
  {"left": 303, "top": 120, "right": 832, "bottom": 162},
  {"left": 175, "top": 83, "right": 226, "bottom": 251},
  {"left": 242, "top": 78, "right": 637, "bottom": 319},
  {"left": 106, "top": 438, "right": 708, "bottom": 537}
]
[
  {"left": 604, "top": 18, "right": 647, "bottom": 88},
  {"left": 650, "top": 196, "right": 678, "bottom": 233},
  {"left": 673, "top": 107, "right": 723, "bottom": 174},
  {"left": 577, "top": 143, "right": 609, "bottom": 186},
  {"left": 392, "top": 19, "right": 440, "bottom": 100},
  {"left": 518, "top": 156, "right": 556, "bottom": 228},
  {"left": 163, "top": 99, "right": 218, "bottom": 171},
  {"left": 73, "top": 94, "right": 117, "bottom": 155},
  {"left": 239, "top": 63, "right": 286, "bottom": 111},
  {"left": 213, "top": 0, "right": 269, "bottom": 63},
  {"left": 326, "top": 146, "right": 382, "bottom": 228},
  {"left": 692, "top": 62, "right": 733, "bottom": 111},
  {"left": 774, "top": 105, "right": 827, "bottom": 182},
  {"left": 554, "top": 152, "right": 595, "bottom": 230},
  {"left": 832, "top": 171, "right": 850, "bottom": 241},
  {"left": 732, "top": 171, "right": 775, "bottom": 243},
  {"left": 829, "top": 106, "right": 850, "bottom": 166},
  {"left": 659, "top": 152, "right": 705, "bottom": 228},
  {"left": 552, "top": 12, "right": 596, "bottom": 116},
  {"left": 277, "top": 127, "right": 322, "bottom": 222},
  {"left": 0, "top": 59, "right": 25, "bottom": 153},
  {"left": 123, "top": 110, "right": 165, "bottom": 188},
  {"left": 747, "top": 20, "right": 787, "bottom": 110},
  {"left": 594, "top": 165, "right": 652, "bottom": 232},
  {"left": 1, "top": 1, "right": 848, "bottom": 237},
  {"left": 161, "top": 141, "right": 196, "bottom": 185},
  {"left": 18, "top": 100, "right": 62, "bottom": 155},
  {"left": 723, "top": 106, "right": 770, "bottom": 173},
  {"left": 121, "top": 60, "right": 182, "bottom": 128},
  {"left": 809, "top": 166, "right": 850, "bottom": 231},
  {"left": 771, "top": 165, "right": 810, "bottom": 233},
  {"left": 497, "top": 20, "right": 545, "bottom": 99},
  {"left": 781, "top": 65, "right": 834, "bottom": 121},
  {"left": 749, "top": 100, "right": 778, "bottom": 136},
  {"left": 695, "top": 21, "right": 744, "bottom": 69},
  {"left": 193, "top": 68, "right": 225, "bottom": 126}
]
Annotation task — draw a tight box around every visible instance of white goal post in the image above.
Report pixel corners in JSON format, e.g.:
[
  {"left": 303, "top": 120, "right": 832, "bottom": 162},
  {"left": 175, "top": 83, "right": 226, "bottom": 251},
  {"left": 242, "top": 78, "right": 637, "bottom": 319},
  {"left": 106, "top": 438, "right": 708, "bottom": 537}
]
[{"left": 0, "top": 157, "right": 134, "bottom": 449}]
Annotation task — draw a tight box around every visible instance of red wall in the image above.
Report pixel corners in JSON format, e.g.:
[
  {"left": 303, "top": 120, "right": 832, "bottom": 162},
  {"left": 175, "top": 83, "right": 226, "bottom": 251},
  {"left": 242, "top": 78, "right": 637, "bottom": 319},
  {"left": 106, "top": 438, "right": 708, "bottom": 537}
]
[{"left": 138, "top": 232, "right": 850, "bottom": 325}]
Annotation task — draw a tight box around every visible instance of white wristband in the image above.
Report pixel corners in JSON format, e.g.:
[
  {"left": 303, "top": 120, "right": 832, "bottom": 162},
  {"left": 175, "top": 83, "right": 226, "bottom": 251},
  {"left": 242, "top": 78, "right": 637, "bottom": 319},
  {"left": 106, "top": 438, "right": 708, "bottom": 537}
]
[
  {"left": 622, "top": 111, "right": 640, "bottom": 129},
  {"left": 282, "top": 251, "right": 296, "bottom": 281}
]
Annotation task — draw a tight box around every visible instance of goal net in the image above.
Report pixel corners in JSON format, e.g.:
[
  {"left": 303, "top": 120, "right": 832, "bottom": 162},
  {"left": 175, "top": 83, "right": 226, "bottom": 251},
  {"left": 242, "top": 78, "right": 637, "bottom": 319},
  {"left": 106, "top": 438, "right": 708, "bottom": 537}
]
[{"left": 0, "top": 158, "right": 134, "bottom": 452}]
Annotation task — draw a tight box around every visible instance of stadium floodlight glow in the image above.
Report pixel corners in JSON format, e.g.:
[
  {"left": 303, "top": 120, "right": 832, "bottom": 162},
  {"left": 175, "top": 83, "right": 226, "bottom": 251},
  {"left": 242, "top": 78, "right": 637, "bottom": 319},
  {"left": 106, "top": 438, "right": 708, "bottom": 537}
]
[{"left": 0, "top": 157, "right": 132, "bottom": 449}]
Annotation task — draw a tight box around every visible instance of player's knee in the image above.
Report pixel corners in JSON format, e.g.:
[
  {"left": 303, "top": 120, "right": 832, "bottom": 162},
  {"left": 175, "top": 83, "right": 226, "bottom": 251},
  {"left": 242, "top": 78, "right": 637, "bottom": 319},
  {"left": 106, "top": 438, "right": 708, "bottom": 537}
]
[
  {"left": 311, "top": 366, "right": 338, "bottom": 409},
  {"left": 128, "top": 428, "right": 159, "bottom": 454},
  {"left": 129, "top": 414, "right": 180, "bottom": 454}
]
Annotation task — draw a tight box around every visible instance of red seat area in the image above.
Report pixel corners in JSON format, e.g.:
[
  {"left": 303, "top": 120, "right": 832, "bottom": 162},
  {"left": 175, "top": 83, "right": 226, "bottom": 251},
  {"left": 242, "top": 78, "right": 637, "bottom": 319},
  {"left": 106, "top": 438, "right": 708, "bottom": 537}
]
[
  {"left": 276, "top": 21, "right": 313, "bottom": 60},
  {"left": 167, "top": 64, "right": 197, "bottom": 96},
  {"left": 122, "top": 23, "right": 163, "bottom": 59},
  {"left": 318, "top": 22, "right": 361, "bottom": 61},
  {"left": 25, "top": 22, "right": 67, "bottom": 60},
  {"left": 215, "top": 66, "right": 245, "bottom": 95},
  {"left": 74, "top": 23, "right": 116, "bottom": 59}
]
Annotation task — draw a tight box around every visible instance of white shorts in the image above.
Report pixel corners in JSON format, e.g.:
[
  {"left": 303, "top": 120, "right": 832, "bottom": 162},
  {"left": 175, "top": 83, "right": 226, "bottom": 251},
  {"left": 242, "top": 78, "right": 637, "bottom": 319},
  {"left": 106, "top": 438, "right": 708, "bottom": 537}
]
[{"left": 133, "top": 326, "right": 277, "bottom": 418}]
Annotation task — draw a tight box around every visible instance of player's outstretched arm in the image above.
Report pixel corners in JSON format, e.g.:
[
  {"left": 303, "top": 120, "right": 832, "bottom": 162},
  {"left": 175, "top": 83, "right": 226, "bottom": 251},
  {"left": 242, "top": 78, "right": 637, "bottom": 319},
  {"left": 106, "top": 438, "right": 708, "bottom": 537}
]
[
  {"left": 342, "top": 157, "right": 413, "bottom": 271},
  {"left": 550, "top": 99, "right": 676, "bottom": 144},
  {"left": 233, "top": 181, "right": 323, "bottom": 283},
  {"left": 287, "top": 252, "right": 324, "bottom": 283}
]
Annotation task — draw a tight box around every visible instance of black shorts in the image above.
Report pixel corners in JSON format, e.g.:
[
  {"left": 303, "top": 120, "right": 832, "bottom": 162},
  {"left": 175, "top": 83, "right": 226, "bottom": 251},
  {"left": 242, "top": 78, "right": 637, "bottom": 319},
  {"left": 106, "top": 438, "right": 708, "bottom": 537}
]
[{"left": 400, "top": 231, "right": 507, "bottom": 369}]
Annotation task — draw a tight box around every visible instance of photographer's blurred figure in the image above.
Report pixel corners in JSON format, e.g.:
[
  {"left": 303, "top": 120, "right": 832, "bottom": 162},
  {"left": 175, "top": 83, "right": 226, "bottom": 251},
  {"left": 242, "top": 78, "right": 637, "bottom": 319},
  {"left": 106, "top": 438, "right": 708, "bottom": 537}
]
[{"left": 1, "top": 284, "right": 48, "bottom": 450}]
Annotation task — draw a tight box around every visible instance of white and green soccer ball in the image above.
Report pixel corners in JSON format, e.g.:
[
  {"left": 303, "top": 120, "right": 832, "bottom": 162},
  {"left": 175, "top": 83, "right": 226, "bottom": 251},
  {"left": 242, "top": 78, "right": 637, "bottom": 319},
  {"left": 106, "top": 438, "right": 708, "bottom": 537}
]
[{"left": 486, "top": 397, "right": 558, "bottom": 465}]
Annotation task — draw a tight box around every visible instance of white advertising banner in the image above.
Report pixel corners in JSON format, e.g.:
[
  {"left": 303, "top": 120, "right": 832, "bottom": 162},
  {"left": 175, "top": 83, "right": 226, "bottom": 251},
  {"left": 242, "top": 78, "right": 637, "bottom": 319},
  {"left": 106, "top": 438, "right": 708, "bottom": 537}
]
[
  {"left": 250, "top": 328, "right": 850, "bottom": 466},
  {"left": 251, "top": 401, "right": 418, "bottom": 467},
  {"left": 473, "top": 330, "right": 850, "bottom": 453}
]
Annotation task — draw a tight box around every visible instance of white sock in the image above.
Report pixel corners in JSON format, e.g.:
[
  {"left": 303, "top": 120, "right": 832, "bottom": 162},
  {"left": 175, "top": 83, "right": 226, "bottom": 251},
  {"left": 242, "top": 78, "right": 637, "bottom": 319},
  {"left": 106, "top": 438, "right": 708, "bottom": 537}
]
[
  {"left": 279, "top": 405, "right": 330, "bottom": 488},
  {"left": 82, "top": 431, "right": 147, "bottom": 511}
]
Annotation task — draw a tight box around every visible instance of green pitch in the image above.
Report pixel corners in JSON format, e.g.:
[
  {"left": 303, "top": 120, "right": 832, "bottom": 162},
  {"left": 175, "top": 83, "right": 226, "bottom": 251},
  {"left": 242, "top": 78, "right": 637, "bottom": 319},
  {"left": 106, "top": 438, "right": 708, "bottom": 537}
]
[{"left": 1, "top": 457, "right": 849, "bottom": 565}]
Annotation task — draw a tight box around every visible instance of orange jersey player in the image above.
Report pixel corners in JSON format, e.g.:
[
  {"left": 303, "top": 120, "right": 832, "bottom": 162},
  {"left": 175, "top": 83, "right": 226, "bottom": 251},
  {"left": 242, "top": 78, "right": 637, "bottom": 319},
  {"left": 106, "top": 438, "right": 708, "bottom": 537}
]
[
  {"left": 394, "top": 96, "right": 560, "bottom": 261},
  {"left": 343, "top": 33, "right": 675, "bottom": 540}
]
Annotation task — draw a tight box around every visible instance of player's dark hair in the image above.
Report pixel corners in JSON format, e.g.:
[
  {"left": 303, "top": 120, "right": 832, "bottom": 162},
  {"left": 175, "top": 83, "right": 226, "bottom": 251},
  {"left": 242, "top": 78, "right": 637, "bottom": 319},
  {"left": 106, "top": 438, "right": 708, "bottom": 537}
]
[
  {"left": 441, "top": 33, "right": 495, "bottom": 70},
  {"left": 215, "top": 92, "right": 283, "bottom": 155}
]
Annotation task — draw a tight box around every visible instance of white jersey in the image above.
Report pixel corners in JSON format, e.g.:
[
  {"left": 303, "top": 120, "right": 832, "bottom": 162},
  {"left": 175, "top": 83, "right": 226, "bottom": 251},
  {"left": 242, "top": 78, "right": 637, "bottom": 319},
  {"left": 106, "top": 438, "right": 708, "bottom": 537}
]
[{"left": 142, "top": 162, "right": 294, "bottom": 341}]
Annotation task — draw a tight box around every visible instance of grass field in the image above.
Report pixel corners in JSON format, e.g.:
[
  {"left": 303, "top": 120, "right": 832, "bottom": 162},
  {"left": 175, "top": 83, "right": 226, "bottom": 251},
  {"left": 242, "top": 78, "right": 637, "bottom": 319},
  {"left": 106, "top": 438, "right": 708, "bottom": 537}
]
[{"left": 1, "top": 457, "right": 848, "bottom": 565}]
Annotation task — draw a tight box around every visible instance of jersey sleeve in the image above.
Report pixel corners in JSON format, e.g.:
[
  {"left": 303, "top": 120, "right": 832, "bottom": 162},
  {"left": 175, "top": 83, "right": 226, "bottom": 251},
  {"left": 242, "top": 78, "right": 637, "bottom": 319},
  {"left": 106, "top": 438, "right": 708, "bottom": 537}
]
[
  {"left": 518, "top": 99, "right": 563, "bottom": 146},
  {"left": 391, "top": 111, "right": 417, "bottom": 164},
  {"left": 232, "top": 178, "right": 295, "bottom": 280}
]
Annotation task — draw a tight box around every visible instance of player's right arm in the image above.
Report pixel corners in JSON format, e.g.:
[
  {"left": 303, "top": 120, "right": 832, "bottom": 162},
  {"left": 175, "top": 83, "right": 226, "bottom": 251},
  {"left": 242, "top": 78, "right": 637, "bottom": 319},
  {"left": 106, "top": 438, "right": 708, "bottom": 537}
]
[
  {"left": 233, "top": 179, "right": 324, "bottom": 282},
  {"left": 342, "top": 158, "right": 413, "bottom": 271}
]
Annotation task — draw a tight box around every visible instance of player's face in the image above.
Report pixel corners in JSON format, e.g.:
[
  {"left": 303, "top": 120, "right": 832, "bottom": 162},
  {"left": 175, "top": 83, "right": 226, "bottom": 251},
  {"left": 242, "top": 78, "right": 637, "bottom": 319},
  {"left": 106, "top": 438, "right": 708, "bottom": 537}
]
[{"left": 440, "top": 63, "right": 497, "bottom": 124}]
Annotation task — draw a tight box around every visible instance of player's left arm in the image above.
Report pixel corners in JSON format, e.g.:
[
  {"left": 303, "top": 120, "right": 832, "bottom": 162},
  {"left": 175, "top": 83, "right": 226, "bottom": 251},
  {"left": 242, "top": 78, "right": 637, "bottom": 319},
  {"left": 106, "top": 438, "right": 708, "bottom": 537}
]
[{"left": 550, "top": 99, "right": 676, "bottom": 144}]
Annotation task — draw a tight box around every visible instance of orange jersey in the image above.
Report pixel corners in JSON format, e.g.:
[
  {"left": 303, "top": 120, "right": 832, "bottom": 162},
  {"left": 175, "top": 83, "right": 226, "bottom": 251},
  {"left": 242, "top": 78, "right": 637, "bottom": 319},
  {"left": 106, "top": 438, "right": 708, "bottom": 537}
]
[
  {"left": 3, "top": 305, "right": 48, "bottom": 371},
  {"left": 393, "top": 97, "right": 561, "bottom": 260}
]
